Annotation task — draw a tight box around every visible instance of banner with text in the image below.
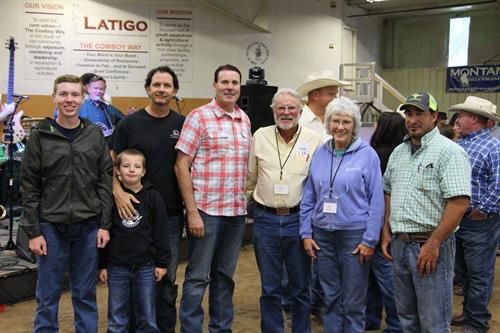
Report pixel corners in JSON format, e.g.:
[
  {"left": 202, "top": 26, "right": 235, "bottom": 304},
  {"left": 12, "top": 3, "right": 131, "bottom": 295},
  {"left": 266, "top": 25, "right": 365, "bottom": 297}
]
[{"left": 446, "top": 64, "right": 500, "bottom": 93}]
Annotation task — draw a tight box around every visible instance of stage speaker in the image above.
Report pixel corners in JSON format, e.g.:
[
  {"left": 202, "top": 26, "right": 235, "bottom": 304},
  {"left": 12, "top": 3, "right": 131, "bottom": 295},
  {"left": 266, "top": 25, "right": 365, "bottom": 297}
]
[{"left": 237, "top": 85, "right": 278, "bottom": 133}]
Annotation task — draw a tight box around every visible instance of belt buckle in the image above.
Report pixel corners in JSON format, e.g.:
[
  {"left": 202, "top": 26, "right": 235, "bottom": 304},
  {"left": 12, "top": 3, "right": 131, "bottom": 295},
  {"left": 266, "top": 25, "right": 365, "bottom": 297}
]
[
  {"left": 276, "top": 207, "right": 290, "bottom": 215},
  {"left": 398, "top": 233, "right": 411, "bottom": 242}
]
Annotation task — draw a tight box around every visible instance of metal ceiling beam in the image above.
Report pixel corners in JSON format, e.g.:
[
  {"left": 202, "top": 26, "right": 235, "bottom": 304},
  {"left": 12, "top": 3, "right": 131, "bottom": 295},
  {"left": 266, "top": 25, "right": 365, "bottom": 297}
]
[{"left": 346, "top": 0, "right": 498, "bottom": 17}]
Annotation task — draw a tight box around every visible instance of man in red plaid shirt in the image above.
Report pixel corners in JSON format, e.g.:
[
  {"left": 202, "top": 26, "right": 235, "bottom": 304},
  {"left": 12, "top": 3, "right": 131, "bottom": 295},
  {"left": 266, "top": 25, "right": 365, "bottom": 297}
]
[{"left": 175, "top": 64, "right": 252, "bottom": 333}]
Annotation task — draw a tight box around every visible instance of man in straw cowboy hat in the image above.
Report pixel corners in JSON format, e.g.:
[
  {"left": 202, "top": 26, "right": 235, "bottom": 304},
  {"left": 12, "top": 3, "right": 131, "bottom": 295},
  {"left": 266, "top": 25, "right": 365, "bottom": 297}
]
[
  {"left": 449, "top": 96, "right": 500, "bottom": 333},
  {"left": 297, "top": 70, "right": 350, "bottom": 142}
]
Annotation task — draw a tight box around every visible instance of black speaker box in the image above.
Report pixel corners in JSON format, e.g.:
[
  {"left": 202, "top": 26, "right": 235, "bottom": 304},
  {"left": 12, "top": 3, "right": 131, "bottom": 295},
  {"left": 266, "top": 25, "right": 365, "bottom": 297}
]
[{"left": 237, "top": 85, "right": 278, "bottom": 133}]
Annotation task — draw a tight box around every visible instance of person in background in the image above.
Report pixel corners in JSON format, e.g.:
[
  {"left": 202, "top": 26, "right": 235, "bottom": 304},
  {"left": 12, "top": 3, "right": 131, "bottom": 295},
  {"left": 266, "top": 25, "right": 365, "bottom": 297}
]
[
  {"left": 437, "top": 111, "right": 448, "bottom": 129},
  {"left": 99, "top": 149, "right": 169, "bottom": 333},
  {"left": 300, "top": 97, "right": 384, "bottom": 333},
  {"left": 365, "top": 112, "right": 405, "bottom": 333},
  {"left": 449, "top": 96, "right": 500, "bottom": 333},
  {"left": 78, "top": 75, "right": 124, "bottom": 141}
]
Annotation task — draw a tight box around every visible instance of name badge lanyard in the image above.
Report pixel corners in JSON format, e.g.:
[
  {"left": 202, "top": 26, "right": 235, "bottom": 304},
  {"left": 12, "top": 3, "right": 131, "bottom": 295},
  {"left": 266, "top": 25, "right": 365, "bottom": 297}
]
[
  {"left": 328, "top": 140, "right": 352, "bottom": 198},
  {"left": 275, "top": 127, "right": 302, "bottom": 181}
]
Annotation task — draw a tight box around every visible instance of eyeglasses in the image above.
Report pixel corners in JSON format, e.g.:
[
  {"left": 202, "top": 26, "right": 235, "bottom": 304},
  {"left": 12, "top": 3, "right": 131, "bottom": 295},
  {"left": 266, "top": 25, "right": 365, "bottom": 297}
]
[{"left": 330, "top": 119, "right": 353, "bottom": 126}]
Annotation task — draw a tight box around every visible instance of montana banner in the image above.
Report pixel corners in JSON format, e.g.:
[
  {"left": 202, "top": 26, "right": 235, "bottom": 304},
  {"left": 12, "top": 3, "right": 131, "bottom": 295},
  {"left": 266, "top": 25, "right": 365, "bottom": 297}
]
[{"left": 446, "top": 64, "right": 500, "bottom": 93}]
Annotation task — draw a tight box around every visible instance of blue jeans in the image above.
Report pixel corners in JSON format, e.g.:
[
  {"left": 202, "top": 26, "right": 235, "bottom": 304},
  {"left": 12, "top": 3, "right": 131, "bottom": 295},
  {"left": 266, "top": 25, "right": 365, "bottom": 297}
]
[
  {"left": 391, "top": 235, "right": 455, "bottom": 333},
  {"left": 179, "top": 211, "right": 246, "bottom": 333},
  {"left": 311, "top": 258, "right": 325, "bottom": 312},
  {"left": 156, "top": 213, "right": 184, "bottom": 333},
  {"left": 33, "top": 219, "right": 99, "bottom": 333},
  {"left": 253, "top": 207, "right": 311, "bottom": 333},
  {"left": 455, "top": 214, "right": 500, "bottom": 332},
  {"left": 366, "top": 247, "right": 402, "bottom": 332},
  {"left": 107, "top": 261, "right": 159, "bottom": 333},
  {"left": 313, "top": 227, "right": 370, "bottom": 333},
  {"left": 281, "top": 264, "right": 292, "bottom": 313}
]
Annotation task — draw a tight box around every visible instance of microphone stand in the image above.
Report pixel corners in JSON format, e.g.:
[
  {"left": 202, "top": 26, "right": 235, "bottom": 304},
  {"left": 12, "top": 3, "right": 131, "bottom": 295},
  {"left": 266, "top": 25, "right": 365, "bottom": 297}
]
[{"left": 2, "top": 95, "right": 25, "bottom": 250}]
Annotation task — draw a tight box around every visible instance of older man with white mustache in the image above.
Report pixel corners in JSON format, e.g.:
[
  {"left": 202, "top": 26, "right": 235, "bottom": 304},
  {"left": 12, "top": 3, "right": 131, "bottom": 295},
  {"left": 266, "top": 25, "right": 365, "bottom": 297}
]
[{"left": 247, "top": 88, "right": 322, "bottom": 333}]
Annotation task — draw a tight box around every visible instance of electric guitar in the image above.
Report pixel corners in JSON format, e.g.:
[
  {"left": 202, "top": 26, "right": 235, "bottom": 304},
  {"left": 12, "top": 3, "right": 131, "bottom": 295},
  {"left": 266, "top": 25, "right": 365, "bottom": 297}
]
[{"left": 2, "top": 37, "right": 26, "bottom": 145}]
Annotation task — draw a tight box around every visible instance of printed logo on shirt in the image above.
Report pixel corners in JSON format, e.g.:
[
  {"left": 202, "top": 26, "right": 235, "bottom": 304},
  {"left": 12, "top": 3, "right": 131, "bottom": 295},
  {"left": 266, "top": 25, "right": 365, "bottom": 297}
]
[
  {"left": 122, "top": 214, "right": 143, "bottom": 228},
  {"left": 170, "top": 129, "right": 180, "bottom": 139}
]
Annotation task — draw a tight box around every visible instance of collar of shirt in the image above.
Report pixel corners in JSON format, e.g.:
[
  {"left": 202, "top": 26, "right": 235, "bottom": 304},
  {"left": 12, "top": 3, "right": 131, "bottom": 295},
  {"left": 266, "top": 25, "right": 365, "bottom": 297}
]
[
  {"left": 403, "top": 126, "right": 439, "bottom": 150},
  {"left": 210, "top": 99, "right": 243, "bottom": 120},
  {"left": 275, "top": 125, "right": 301, "bottom": 144},
  {"left": 302, "top": 105, "right": 322, "bottom": 124},
  {"left": 459, "top": 128, "right": 490, "bottom": 143}
]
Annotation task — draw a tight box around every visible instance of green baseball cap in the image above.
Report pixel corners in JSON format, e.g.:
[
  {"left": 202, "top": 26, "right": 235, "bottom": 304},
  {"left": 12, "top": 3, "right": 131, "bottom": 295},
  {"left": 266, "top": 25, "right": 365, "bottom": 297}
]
[{"left": 400, "top": 92, "right": 438, "bottom": 113}]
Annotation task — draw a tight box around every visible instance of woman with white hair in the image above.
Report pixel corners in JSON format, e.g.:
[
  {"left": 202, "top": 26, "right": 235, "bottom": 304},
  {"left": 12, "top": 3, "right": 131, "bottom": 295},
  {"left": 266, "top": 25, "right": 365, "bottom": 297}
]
[{"left": 300, "top": 96, "right": 384, "bottom": 333}]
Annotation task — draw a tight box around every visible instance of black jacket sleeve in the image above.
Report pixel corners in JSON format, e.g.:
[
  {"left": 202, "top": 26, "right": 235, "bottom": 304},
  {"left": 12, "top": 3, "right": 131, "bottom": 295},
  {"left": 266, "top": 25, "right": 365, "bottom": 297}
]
[
  {"left": 95, "top": 130, "right": 113, "bottom": 229},
  {"left": 151, "top": 191, "right": 170, "bottom": 268},
  {"left": 20, "top": 129, "right": 43, "bottom": 238}
]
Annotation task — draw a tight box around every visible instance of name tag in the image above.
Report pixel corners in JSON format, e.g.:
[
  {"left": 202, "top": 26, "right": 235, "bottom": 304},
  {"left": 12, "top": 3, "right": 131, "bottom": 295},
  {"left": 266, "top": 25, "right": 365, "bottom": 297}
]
[
  {"left": 323, "top": 201, "right": 337, "bottom": 214},
  {"left": 296, "top": 143, "right": 310, "bottom": 155},
  {"left": 274, "top": 184, "right": 289, "bottom": 195}
]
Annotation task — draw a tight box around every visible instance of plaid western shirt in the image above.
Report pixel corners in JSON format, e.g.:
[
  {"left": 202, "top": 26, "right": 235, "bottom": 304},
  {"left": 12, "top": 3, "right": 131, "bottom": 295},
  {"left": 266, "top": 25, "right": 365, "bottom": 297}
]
[
  {"left": 176, "top": 99, "right": 252, "bottom": 216},
  {"left": 458, "top": 128, "right": 500, "bottom": 214},
  {"left": 383, "top": 127, "right": 471, "bottom": 233}
]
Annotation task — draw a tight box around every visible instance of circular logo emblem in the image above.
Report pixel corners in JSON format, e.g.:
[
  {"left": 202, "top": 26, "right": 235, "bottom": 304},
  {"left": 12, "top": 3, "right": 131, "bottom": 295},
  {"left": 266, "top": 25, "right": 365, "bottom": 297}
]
[
  {"left": 246, "top": 41, "right": 269, "bottom": 65},
  {"left": 121, "top": 214, "right": 142, "bottom": 228}
]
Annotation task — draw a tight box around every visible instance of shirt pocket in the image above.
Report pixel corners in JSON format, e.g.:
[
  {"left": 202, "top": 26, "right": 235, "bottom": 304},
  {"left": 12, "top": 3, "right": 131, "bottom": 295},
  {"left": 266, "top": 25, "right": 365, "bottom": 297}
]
[
  {"left": 206, "top": 129, "right": 231, "bottom": 157},
  {"left": 288, "top": 154, "right": 311, "bottom": 176},
  {"left": 416, "top": 165, "right": 439, "bottom": 191}
]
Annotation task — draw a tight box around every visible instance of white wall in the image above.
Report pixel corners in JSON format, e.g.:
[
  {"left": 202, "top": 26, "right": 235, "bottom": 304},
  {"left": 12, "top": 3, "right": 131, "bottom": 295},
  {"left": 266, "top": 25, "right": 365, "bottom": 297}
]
[{"left": 0, "top": 0, "right": 383, "bottom": 98}]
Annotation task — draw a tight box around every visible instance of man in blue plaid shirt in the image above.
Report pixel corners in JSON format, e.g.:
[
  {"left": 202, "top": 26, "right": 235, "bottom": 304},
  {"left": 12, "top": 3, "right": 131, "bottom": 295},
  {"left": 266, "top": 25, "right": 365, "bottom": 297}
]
[{"left": 449, "top": 96, "right": 500, "bottom": 333}]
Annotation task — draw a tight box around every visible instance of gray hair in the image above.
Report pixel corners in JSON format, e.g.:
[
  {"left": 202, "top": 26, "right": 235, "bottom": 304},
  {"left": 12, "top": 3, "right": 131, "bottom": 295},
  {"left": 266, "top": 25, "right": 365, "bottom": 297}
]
[
  {"left": 324, "top": 96, "right": 361, "bottom": 135},
  {"left": 270, "top": 88, "right": 303, "bottom": 110}
]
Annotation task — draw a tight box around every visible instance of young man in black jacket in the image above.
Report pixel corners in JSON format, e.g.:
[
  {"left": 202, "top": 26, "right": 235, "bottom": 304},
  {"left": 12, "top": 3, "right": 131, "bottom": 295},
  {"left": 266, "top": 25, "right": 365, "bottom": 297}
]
[
  {"left": 99, "top": 148, "right": 170, "bottom": 332},
  {"left": 20, "top": 74, "right": 113, "bottom": 333}
]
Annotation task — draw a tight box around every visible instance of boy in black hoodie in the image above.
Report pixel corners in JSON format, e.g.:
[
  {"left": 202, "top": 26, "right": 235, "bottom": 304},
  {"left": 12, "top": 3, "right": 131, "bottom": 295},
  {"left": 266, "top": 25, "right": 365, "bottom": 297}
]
[{"left": 99, "top": 148, "right": 170, "bottom": 332}]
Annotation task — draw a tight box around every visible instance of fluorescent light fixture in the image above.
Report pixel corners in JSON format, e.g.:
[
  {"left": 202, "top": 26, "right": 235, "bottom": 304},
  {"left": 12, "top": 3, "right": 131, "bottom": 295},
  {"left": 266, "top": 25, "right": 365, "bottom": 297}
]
[{"left": 366, "top": 0, "right": 387, "bottom": 3}]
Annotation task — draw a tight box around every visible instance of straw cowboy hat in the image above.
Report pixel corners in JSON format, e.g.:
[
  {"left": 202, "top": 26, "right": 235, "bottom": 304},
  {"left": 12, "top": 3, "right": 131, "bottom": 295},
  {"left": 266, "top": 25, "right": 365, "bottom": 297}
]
[
  {"left": 297, "top": 70, "right": 350, "bottom": 97},
  {"left": 449, "top": 96, "right": 499, "bottom": 121}
]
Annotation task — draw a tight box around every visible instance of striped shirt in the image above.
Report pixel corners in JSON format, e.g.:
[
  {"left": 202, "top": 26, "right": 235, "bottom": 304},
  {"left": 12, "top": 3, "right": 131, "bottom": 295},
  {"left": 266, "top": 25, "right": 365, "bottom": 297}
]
[
  {"left": 458, "top": 128, "right": 500, "bottom": 214},
  {"left": 383, "top": 127, "right": 471, "bottom": 233},
  {"left": 176, "top": 99, "right": 252, "bottom": 216}
]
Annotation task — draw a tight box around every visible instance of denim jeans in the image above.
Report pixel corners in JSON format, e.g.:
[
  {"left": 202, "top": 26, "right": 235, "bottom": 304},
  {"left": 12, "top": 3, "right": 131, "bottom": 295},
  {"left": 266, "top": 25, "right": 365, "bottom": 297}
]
[
  {"left": 253, "top": 207, "right": 311, "bottom": 333},
  {"left": 366, "top": 246, "right": 402, "bottom": 333},
  {"left": 310, "top": 258, "right": 325, "bottom": 312},
  {"left": 313, "top": 227, "right": 370, "bottom": 333},
  {"left": 455, "top": 214, "right": 500, "bottom": 332},
  {"left": 179, "top": 211, "right": 246, "bottom": 333},
  {"left": 156, "top": 213, "right": 184, "bottom": 333},
  {"left": 107, "top": 261, "right": 159, "bottom": 333},
  {"left": 281, "top": 264, "right": 292, "bottom": 313},
  {"left": 33, "top": 219, "right": 99, "bottom": 333},
  {"left": 391, "top": 235, "right": 455, "bottom": 333}
]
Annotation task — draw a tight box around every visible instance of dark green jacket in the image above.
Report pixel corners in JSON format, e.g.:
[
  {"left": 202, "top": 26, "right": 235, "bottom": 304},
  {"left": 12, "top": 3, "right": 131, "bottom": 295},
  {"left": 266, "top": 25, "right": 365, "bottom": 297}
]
[{"left": 20, "top": 118, "right": 113, "bottom": 238}]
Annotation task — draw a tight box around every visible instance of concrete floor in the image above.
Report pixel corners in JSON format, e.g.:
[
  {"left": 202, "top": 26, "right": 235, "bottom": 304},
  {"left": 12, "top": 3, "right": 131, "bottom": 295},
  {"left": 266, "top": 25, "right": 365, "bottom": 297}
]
[{"left": 0, "top": 245, "right": 499, "bottom": 332}]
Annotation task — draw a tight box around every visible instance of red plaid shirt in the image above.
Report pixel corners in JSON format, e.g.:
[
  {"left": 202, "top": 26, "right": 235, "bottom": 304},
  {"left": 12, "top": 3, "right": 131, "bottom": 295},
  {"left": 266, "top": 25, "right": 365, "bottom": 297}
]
[{"left": 176, "top": 99, "right": 252, "bottom": 216}]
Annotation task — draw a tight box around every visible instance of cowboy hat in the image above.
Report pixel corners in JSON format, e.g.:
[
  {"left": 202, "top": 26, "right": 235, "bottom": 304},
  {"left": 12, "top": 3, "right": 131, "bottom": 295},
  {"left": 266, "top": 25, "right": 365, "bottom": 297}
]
[
  {"left": 297, "top": 70, "right": 350, "bottom": 97},
  {"left": 449, "top": 96, "right": 499, "bottom": 121}
]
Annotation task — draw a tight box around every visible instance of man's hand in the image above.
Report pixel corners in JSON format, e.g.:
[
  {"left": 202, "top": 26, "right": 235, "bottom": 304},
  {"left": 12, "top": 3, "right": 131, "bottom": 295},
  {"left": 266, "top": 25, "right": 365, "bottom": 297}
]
[
  {"left": 113, "top": 185, "right": 140, "bottom": 219},
  {"left": 29, "top": 236, "right": 47, "bottom": 256},
  {"left": 155, "top": 267, "right": 167, "bottom": 282},
  {"left": 303, "top": 238, "right": 320, "bottom": 259},
  {"left": 352, "top": 243, "right": 374, "bottom": 263},
  {"left": 187, "top": 210, "right": 204, "bottom": 238},
  {"left": 97, "top": 228, "right": 110, "bottom": 248},
  {"left": 469, "top": 208, "right": 488, "bottom": 221},
  {"left": 416, "top": 239, "right": 440, "bottom": 275},
  {"left": 380, "top": 227, "right": 393, "bottom": 261},
  {"left": 99, "top": 269, "right": 108, "bottom": 282},
  {"left": 0, "top": 102, "right": 15, "bottom": 122}
]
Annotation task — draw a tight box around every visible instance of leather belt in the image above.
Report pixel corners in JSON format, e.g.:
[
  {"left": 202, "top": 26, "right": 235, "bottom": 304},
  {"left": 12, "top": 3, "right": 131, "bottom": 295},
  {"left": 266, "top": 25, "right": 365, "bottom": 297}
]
[
  {"left": 395, "top": 232, "right": 432, "bottom": 244},
  {"left": 256, "top": 202, "right": 300, "bottom": 216}
]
